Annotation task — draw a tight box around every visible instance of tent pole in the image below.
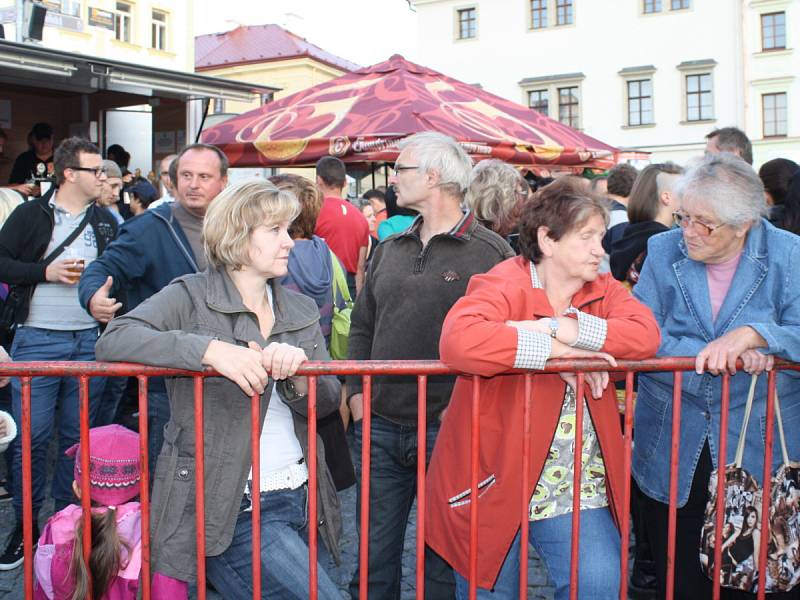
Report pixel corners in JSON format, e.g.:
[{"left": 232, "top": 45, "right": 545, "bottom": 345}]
[{"left": 371, "top": 163, "right": 376, "bottom": 189}]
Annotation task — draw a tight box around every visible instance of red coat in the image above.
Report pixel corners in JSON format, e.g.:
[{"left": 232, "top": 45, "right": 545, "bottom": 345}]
[{"left": 424, "top": 256, "right": 660, "bottom": 588}]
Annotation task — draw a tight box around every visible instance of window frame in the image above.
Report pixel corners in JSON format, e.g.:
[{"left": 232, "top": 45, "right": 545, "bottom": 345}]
[
  {"left": 670, "top": 0, "right": 690, "bottom": 9},
  {"left": 762, "top": 92, "right": 788, "bottom": 138},
  {"left": 643, "top": 0, "right": 662, "bottom": 13},
  {"left": 527, "top": 89, "right": 550, "bottom": 116},
  {"left": 626, "top": 79, "right": 654, "bottom": 127},
  {"left": 555, "top": 0, "right": 573, "bottom": 26},
  {"left": 456, "top": 6, "right": 478, "bottom": 40},
  {"left": 557, "top": 85, "right": 580, "bottom": 129},
  {"left": 761, "top": 12, "right": 786, "bottom": 51},
  {"left": 212, "top": 98, "right": 225, "bottom": 115},
  {"left": 529, "top": 0, "right": 548, "bottom": 29},
  {"left": 519, "top": 73, "right": 584, "bottom": 128},
  {"left": 684, "top": 73, "right": 713, "bottom": 122},
  {"left": 151, "top": 9, "right": 167, "bottom": 51},
  {"left": 114, "top": 1, "right": 133, "bottom": 44}
]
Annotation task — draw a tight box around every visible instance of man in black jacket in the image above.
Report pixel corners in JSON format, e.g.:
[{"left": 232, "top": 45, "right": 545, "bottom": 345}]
[{"left": 0, "top": 137, "right": 117, "bottom": 570}]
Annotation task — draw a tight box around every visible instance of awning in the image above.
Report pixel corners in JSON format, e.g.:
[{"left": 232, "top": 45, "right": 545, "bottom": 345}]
[{"left": 0, "top": 39, "right": 278, "bottom": 102}]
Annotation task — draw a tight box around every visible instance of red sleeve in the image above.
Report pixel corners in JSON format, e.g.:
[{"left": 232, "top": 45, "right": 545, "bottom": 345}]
[{"left": 439, "top": 273, "right": 523, "bottom": 377}]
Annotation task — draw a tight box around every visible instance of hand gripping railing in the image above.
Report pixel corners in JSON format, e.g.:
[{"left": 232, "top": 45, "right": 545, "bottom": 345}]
[{"left": 3, "top": 358, "right": 798, "bottom": 600}]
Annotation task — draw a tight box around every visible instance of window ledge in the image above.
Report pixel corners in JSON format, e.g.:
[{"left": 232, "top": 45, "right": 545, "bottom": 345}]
[
  {"left": 753, "top": 48, "right": 792, "bottom": 58},
  {"left": 111, "top": 39, "right": 141, "bottom": 50},
  {"left": 622, "top": 123, "right": 657, "bottom": 130},
  {"left": 762, "top": 135, "right": 788, "bottom": 140},
  {"left": 147, "top": 48, "right": 175, "bottom": 58},
  {"left": 680, "top": 119, "right": 716, "bottom": 125}
]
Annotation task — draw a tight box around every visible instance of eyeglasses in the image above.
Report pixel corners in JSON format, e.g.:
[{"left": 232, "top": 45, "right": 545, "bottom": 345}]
[
  {"left": 672, "top": 211, "right": 726, "bottom": 237},
  {"left": 68, "top": 166, "right": 107, "bottom": 178},
  {"left": 392, "top": 164, "right": 419, "bottom": 177}
]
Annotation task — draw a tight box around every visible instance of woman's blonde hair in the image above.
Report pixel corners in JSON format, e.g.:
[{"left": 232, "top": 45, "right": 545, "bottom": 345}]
[
  {"left": 203, "top": 180, "right": 299, "bottom": 270},
  {"left": 465, "top": 159, "right": 527, "bottom": 235}
]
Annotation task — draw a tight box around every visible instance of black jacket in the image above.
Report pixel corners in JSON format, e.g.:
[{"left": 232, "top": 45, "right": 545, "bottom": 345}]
[
  {"left": 609, "top": 220, "right": 669, "bottom": 285},
  {"left": 0, "top": 186, "right": 118, "bottom": 323}
]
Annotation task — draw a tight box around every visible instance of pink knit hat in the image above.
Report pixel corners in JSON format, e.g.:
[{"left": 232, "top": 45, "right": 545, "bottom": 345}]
[{"left": 65, "top": 424, "right": 141, "bottom": 506}]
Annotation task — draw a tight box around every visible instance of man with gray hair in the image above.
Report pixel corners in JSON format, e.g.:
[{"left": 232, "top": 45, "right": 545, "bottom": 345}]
[
  {"left": 346, "top": 131, "right": 515, "bottom": 598},
  {"left": 705, "top": 126, "right": 753, "bottom": 165}
]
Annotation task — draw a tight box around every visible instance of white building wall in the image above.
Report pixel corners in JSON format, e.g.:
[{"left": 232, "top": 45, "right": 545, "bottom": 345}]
[{"left": 412, "top": 0, "right": 799, "bottom": 168}]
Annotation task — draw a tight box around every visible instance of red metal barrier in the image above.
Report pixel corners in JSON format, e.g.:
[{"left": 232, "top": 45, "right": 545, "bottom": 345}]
[{"left": 3, "top": 358, "right": 799, "bottom": 600}]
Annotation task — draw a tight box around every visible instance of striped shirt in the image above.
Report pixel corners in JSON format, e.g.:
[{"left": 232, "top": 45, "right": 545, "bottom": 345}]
[{"left": 25, "top": 194, "right": 98, "bottom": 331}]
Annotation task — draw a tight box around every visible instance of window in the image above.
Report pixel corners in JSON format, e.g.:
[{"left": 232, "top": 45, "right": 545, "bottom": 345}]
[
  {"left": 457, "top": 8, "right": 477, "bottom": 39},
  {"left": 763, "top": 93, "right": 787, "bottom": 137},
  {"left": 527, "top": 89, "right": 549, "bottom": 116},
  {"left": 627, "top": 80, "right": 653, "bottom": 126},
  {"left": 556, "top": 0, "right": 573, "bottom": 25},
  {"left": 260, "top": 92, "right": 275, "bottom": 105},
  {"left": 670, "top": 0, "right": 689, "bottom": 8},
  {"left": 643, "top": 0, "right": 662, "bottom": 13},
  {"left": 212, "top": 98, "right": 225, "bottom": 114},
  {"left": 558, "top": 86, "right": 580, "bottom": 128},
  {"left": 114, "top": 2, "right": 132, "bottom": 43},
  {"left": 761, "top": 12, "right": 786, "bottom": 51},
  {"left": 58, "top": 1, "right": 81, "bottom": 17},
  {"left": 530, "top": 0, "right": 547, "bottom": 29},
  {"left": 685, "top": 73, "right": 712, "bottom": 121},
  {"left": 151, "top": 10, "right": 167, "bottom": 51}
]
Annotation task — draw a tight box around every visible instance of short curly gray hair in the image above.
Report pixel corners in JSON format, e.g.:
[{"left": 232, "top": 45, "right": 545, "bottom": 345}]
[{"left": 676, "top": 153, "right": 767, "bottom": 228}]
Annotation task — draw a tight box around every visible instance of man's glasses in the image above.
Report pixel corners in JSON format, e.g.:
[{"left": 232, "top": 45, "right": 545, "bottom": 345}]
[
  {"left": 392, "top": 164, "right": 419, "bottom": 177},
  {"left": 672, "top": 211, "right": 726, "bottom": 237},
  {"left": 68, "top": 166, "right": 107, "bottom": 178}
]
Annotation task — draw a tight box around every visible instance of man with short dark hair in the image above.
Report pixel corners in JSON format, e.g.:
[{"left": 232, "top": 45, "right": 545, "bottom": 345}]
[
  {"left": 362, "top": 188, "right": 387, "bottom": 228},
  {"left": 0, "top": 137, "right": 118, "bottom": 569},
  {"left": 79, "top": 142, "right": 228, "bottom": 472},
  {"left": 314, "top": 156, "right": 369, "bottom": 296},
  {"left": 347, "top": 132, "right": 515, "bottom": 599},
  {"left": 705, "top": 126, "right": 753, "bottom": 165},
  {"left": 601, "top": 163, "right": 639, "bottom": 272},
  {"left": 8, "top": 122, "right": 54, "bottom": 188}
]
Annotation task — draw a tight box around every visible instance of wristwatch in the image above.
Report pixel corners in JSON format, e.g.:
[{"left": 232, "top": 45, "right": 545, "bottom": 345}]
[
  {"left": 549, "top": 318, "right": 559, "bottom": 339},
  {"left": 281, "top": 378, "right": 305, "bottom": 401}
]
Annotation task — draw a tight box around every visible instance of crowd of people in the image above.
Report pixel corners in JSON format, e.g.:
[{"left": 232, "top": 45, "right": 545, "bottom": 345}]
[{"left": 0, "top": 123, "right": 796, "bottom": 600}]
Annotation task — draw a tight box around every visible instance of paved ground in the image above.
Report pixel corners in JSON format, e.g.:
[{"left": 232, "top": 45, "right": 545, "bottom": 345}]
[{"left": 0, "top": 441, "right": 555, "bottom": 599}]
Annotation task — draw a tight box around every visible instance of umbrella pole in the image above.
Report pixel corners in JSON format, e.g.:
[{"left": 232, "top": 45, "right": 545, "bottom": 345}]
[
  {"left": 371, "top": 163, "right": 376, "bottom": 190},
  {"left": 384, "top": 163, "right": 389, "bottom": 187}
]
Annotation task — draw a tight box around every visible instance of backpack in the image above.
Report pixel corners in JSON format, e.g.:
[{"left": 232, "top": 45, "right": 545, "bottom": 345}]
[{"left": 328, "top": 251, "right": 352, "bottom": 360}]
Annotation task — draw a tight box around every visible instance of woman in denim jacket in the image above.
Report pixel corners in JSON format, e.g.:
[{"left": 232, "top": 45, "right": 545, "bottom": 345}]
[{"left": 633, "top": 153, "right": 800, "bottom": 600}]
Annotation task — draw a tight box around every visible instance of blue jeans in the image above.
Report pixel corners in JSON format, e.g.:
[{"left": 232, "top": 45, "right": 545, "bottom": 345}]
[
  {"left": 10, "top": 327, "right": 105, "bottom": 519},
  {"left": 93, "top": 375, "right": 128, "bottom": 426},
  {"left": 349, "top": 414, "right": 455, "bottom": 600},
  {"left": 454, "top": 508, "right": 620, "bottom": 600},
  {"left": 205, "top": 485, "right": 340, "bottom": 600}
]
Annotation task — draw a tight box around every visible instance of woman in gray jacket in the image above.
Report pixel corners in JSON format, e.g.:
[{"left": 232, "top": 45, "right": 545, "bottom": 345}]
[{"left": 96, "top": 180, "right": 342, "bottom": 599}]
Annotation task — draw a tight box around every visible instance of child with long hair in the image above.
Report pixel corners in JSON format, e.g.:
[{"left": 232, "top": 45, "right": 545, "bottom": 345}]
[{"left": 33, "top": 424, "right": 186, "bottom": 599}]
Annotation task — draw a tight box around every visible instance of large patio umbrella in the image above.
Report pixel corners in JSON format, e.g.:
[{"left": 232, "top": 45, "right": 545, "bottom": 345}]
[{"left": 201, "top": 54, "right": 618, "bottom": 170}]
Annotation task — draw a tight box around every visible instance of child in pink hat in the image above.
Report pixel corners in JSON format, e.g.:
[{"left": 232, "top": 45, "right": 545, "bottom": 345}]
[{"left": 33, "top": 425, "right": 187, "bottom": 600}]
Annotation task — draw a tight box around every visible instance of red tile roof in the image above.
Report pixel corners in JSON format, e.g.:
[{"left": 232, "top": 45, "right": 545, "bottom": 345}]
[{"left": 195, "top": 24, "right": 361, "bottom": 73}]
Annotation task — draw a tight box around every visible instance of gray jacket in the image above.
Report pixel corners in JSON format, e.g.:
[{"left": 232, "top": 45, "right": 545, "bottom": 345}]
[{"left": 96, "top": 267, "right": 342, "bottom": 582}]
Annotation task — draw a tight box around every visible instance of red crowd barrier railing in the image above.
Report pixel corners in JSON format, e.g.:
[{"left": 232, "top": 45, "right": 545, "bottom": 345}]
[{"left": 3, "top": 358, "right": 798, "bottom": 600}]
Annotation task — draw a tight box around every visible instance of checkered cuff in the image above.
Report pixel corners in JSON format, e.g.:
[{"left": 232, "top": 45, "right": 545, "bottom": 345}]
[
  {"left": 566, "top": 309, "right": 607, "bottom": 351},
  {"left": 513, "top": 328, "right": 551, "bottom": 370}
]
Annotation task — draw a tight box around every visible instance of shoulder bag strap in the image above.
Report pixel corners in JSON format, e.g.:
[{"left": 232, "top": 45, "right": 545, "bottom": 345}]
[
  {"left": 734, "top": 374, "right": 759, "bottom": 468},
  {"left": 41, "top": 207, "right": 93, "bottom": 266},
  {"left": 773, "top": 383, "right": 790, "bottom": 466},
  {"left": 329, "top": 250, "right": 352, "bottom": 305}
]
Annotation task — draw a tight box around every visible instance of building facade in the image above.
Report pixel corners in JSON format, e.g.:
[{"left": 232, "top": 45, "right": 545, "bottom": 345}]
[
  {"left": 0, "top": 0, "right": 194, "bottom": 72},
  {"left": 411, "top": 0, "right": 798, "bottom": 167}
]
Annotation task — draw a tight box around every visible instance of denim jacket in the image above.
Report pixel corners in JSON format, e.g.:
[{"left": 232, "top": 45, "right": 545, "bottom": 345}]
[{"left": 632, "top": 221, "right": 800, "bottom": 506}]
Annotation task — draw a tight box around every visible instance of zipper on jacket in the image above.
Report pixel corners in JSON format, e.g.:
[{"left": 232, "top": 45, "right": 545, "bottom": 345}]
[{"left": 152, "top": 209, "right": 200, "bottom": 272}]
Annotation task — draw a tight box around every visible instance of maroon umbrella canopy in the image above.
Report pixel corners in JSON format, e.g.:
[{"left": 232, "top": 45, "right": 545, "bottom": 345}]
[{"left": 201, "top": 54, "right": 618, "bottom": 169}]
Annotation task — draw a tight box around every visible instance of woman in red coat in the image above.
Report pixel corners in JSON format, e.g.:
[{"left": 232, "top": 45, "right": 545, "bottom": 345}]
[{"left": 425, "top": 178, "right": 661, "bottom": 599}]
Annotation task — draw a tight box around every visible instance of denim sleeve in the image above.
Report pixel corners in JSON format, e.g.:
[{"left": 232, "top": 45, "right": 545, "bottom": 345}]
[
  {"left": 634, "top": 242, "right": 706, "bottom": 396},
  {"left": 744, "top": 241, "right": 800, "bottom": 361}
]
